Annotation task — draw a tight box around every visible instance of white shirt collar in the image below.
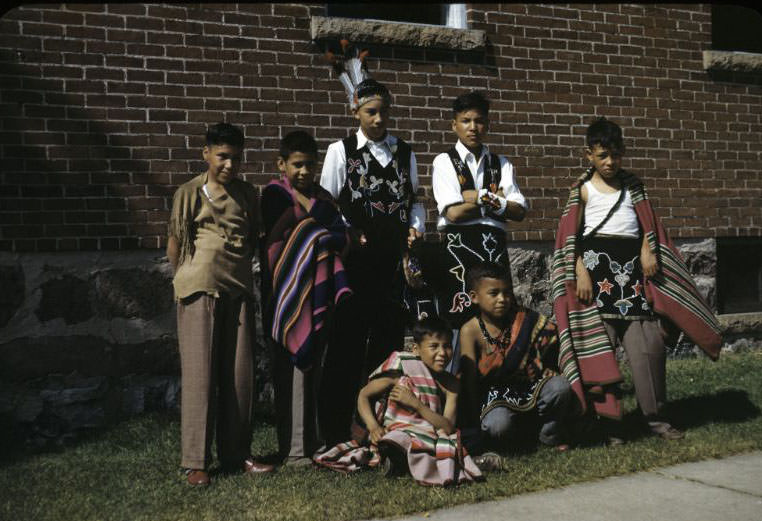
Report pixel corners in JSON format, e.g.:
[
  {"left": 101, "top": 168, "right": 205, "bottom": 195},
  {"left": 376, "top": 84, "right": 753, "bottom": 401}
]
[
  {"left": 455, "top": 139, "right": 489, "bottom": 163},
  {"left": 356, "top": 128, "right": 396, "bottom": 150}
]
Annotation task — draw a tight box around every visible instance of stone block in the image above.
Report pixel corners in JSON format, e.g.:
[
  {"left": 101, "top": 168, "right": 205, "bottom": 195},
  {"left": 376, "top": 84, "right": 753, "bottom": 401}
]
[
  {"left": 310, "top": 15, "right": 487, "bottom": 51},
  {"left": 35, "top": 274, "right": 93, "bottom": 325},
  {"left": 91, "top": 268, "right": 174, "bottom": 319},
  {"left": 0, "top": 264, "right": 24, "bottom": 328}
]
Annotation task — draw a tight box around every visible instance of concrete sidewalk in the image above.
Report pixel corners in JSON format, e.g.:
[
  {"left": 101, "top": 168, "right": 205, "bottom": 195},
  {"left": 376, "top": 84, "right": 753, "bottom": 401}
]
[{"left": 367, "top": 451, "right": 762, "bottom": 521}]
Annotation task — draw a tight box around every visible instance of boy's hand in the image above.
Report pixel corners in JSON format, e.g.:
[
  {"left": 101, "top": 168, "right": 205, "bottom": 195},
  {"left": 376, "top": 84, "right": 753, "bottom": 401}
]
[
  {"left": 640, "top": 249, "right": 658, "bottom": 278},
  {"left": 348, "top": 227, "right": 367, "bottom": 247},
  {"left": 389, "top": 384, "right": 421, "bottom": 412},
  {"left": 407, "top": 227, "right": 421, "bottom": 249},
  {"left": 369, "top": 426, "right": 386, "bottom": 445},
  {"left": 575, "top": 268, "right": 594, "bottom": 304}
]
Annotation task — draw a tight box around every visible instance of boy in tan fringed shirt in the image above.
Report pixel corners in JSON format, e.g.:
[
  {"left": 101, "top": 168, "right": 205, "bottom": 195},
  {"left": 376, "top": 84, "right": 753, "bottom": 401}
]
[{"left": 167, "top": 122, "right": 273, "bottom": 486}]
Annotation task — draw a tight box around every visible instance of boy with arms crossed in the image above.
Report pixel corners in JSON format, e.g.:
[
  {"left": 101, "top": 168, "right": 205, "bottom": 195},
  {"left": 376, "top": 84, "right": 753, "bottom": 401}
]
[
  {"left": 551, "top": 118, "right": 722, "bottom": 442},
  {"left": 431, "top": 91, "right": 527, "bottom": 371},
  {"left": 167, "top": 122, "right": 273, "bottom": 486}
]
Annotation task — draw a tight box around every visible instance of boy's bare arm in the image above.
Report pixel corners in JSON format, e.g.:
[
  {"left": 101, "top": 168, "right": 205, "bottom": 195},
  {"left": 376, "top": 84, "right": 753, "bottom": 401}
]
[
  {"left": 389, "top": 382, "right": 456, "bottom": 435},
  {"left": 357, "top": 376, "right": 396, "bottom": 444},
  {"left": 640, "top": 234, "right": 658, "bottom": 277},
  {"left": 167, "top": 235, "right": 180, "bottom": 273}
]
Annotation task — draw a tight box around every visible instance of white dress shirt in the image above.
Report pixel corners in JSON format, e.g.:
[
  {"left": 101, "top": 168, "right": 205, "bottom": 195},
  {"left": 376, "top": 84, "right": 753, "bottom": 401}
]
[
  {"left": 319, "top": 128, "right": 425, "bottom": 233},
  {"left": 431, "top": 140, "right": 527, "bottom": 231}
]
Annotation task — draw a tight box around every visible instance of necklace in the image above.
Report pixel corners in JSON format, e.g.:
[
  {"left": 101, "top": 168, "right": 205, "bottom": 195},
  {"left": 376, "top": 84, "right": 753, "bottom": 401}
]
[{"left": 478, "top": 316, "right": 511, "bottom": 354}]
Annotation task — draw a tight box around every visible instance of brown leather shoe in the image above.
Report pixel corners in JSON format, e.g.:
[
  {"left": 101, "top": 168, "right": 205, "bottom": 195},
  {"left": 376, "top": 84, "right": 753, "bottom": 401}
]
[
  {"left": 243, "top": 458, "right": 275, "bottom": 474},
  {"left": 186, "top": 469, "right": 211, "bottom": 486}
]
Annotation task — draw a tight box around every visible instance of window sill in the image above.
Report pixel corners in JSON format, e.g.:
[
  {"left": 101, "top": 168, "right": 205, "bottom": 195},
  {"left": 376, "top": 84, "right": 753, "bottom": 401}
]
[
  {"left": 703, "top": 50, "right": 762, "bottom": 73},
  {"left": 310, "top": 16, "right": 486, "bottom": 51}
]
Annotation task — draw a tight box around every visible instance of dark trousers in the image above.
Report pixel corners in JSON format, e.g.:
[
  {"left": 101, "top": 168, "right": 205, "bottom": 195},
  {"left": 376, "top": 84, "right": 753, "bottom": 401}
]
[
  {"left": 176, "top": 292, "right": 254, "bottom": 470},
  {"left": 270, "top": 338, "right": 323, "bottom": 460},
  {"left": 319, "top": 247, "right": 405, "bottom": 446}
]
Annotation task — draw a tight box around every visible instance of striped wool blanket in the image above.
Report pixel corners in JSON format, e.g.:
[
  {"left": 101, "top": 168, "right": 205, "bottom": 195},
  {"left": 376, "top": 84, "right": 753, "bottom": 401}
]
[
  {"left": 550, "top": 169, "right": 722, "bottom": 418},
  {"left": 266, "top": 179, "right": 352, "bottom": 370},
  {"left": 314, "top": 351, "right": 483, "bottom": 486}
]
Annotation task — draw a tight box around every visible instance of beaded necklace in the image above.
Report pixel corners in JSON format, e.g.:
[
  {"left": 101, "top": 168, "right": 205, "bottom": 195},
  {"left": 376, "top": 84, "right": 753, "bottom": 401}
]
[{"left": 478, "top": 315, "right": 511, "bottom": 355}]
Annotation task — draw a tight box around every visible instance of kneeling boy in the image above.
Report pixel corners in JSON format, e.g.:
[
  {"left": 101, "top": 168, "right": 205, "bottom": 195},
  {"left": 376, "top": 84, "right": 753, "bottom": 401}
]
[{"left": 459, "top": 262, "right": 574, "bottom": 457}]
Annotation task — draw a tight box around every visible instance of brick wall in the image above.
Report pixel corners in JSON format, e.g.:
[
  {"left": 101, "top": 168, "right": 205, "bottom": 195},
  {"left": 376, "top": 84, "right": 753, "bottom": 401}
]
[{"left": 1, "top": 3, "right": 760, "bottom": 252}]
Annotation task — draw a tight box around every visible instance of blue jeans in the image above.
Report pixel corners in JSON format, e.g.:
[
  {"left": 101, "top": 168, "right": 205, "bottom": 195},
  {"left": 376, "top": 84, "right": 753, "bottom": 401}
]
[{"left": 481, "top": 375, "right": 574, "bottom": 447}]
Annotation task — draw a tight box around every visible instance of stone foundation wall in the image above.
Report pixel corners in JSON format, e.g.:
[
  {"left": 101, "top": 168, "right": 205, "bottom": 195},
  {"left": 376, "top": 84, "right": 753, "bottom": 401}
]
[{"left": 2, "top": 239, "right": 760, "bottom": 447}]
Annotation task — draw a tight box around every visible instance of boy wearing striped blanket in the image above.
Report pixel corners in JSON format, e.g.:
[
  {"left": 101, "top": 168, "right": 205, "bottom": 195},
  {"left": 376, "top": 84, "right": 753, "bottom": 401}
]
[
  {"left": 314, "top": 316, "right": 482, "bottom": 486},
  {"left": 261, "top": 131, "right": 352, "bottom": 466},
  {"left": 551, "top": 118, "right": 721, "bottom": 443}
]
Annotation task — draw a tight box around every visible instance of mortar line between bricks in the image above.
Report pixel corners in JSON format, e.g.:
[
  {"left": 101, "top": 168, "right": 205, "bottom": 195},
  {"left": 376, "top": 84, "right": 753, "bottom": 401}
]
[{"left": 652, "top": 470, "right": 762, "bottom": 499}]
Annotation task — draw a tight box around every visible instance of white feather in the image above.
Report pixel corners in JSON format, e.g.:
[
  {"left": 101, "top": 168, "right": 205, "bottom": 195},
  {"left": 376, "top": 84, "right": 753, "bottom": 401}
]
[
  {"left": 338, "top": 72, "right": 355, "bottom": 105},
  {"left": 346, "top": 57, "right": 367, "bottom": 87}
]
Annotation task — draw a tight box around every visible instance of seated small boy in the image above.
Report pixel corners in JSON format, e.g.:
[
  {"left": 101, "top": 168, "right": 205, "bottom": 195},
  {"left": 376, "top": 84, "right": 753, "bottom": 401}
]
[
  {"left": 459, "top": 261, "right": 574, "bottom": 463},
  {"left": 314, "top": 316, "right": 482, "bottom": 486},
  {"left": 260, "top": 130, "right": 352, "bottom": 465}
]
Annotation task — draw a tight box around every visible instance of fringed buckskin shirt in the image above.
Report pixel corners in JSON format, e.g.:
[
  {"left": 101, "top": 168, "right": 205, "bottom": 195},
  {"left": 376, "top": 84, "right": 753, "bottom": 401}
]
[{"left": 168, "top": 173, "right": 259, "bottom": 300}]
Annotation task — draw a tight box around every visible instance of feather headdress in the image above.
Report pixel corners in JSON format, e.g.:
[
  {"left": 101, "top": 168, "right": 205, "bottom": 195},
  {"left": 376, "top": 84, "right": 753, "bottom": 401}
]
[{"left": 325, "top": 40, "right": 388, "bottom": 110}]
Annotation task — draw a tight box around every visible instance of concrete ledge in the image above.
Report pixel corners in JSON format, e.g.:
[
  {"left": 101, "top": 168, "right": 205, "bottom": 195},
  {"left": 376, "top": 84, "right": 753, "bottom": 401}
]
[
  {"left": 310, "top": 16, "right": 486, "bottom": 51},
  {"left": 718, "top": 311, "right": 762, "bottom": 336},
  {"left": 703, "top": 50, "right": 762, "bottom": 73}
]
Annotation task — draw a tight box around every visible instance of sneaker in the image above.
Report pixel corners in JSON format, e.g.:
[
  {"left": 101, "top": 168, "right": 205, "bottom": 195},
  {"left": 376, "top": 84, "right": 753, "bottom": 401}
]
[
  {"left": 473, "top": 452, "right": 502, "bottom": 472},
  {"left": 283, "top": 456, "right": 314, "bottom": 468},
  {"left": 655, "top": 426, "right": 685, "bottom": 441}
]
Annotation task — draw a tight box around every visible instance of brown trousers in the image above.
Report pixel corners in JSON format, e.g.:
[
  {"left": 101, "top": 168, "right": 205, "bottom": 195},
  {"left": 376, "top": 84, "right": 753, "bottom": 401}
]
[
  {"left": 602, "top": 319, "right": 666, "bottom": 420},
  {"left": 177, "top": 292, "right": 254, "bottom": 470}
]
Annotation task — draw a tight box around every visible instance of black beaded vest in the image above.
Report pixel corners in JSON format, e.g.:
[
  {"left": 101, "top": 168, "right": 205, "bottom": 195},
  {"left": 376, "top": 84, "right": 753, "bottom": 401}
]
[
  {"left": 339, "top": 134, "right": 414, "bottom": 251},
  {"left": 446, "top": 147, "right": 501, "bottom": 193}
]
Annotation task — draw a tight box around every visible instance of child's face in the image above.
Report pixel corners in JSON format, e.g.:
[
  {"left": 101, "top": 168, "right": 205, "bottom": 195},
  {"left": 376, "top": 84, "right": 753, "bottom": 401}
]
[
  {"left": 469, "top": 277, "right": 514, "bottom": 320},
  {"left": 354, "top": 98, "right": 390, "bottom": 141},
  {"left": 278, "top": 151, "right": 317, "bottom": 192},
  {"left": 413, "top": 333, "right": 453, "bottom": 373},
  {"left": 452, "top": 109, "right": 488, "bottom": 152},
  {"left": 203, "top": 143, "right": 242, "bottom": 185},
  {"left": 586, "top": 144, "right": 623, "bottom": 180}
]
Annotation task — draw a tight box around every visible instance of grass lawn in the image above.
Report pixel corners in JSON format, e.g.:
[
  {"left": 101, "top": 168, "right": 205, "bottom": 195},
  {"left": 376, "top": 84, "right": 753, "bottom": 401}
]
[{"left": 1, "top": 351, "right": 761, "bottom": 521}]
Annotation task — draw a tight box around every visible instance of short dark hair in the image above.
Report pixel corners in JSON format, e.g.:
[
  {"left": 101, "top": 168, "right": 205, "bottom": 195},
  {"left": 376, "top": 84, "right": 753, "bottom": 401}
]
[
  {"left": 355, "top": 78, "right": 392, "bottom": 106},
  {"left": 279, "top": 130, "right": 318, "bottom": 160},
  {"left": 206, "top": 122, "right": 244, "bottom": 148},
  {"left": 412, "top": 315, "right": 453, "bottom": 344},
  {"left": 453, "top": 91, "right": 490, "bottom": 117},
  {"left": 466, "top": 261, "right": 512, "bottom": 292},
  {"left": 586, "top": 117, "right": 625, "bottom": 154}
]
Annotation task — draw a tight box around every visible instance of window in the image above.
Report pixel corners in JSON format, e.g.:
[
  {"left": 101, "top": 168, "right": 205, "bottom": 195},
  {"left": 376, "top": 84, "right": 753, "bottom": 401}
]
[
  {"left": 326, "top": 3, "right": 467, "bottom": 29},
  {"left": 717, "top": 238, "right": 762, "bottom": 314},
  {"left": 711, "top": 5, "right": 762, "bottom": 54}
]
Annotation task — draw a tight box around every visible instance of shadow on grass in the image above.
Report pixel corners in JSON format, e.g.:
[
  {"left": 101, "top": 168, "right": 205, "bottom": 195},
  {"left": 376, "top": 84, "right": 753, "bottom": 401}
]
[
  {"left": 619, "top": 388, "right": 760, "bottom": 443},
  {"left": 0, "top": 406, "right": 281, "bottom": 469},
  {"left": 497, "top": 388, "right": 761, "bottom": 452}
]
